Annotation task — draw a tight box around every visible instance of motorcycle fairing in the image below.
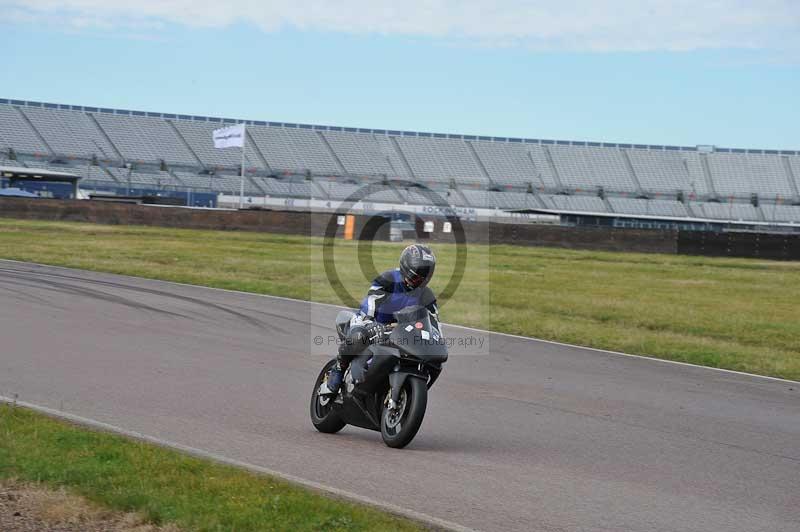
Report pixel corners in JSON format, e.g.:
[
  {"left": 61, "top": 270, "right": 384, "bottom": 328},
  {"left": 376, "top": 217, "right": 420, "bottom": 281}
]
[{"left": 389, "top": 306, "right": 448, "bottom": 363}]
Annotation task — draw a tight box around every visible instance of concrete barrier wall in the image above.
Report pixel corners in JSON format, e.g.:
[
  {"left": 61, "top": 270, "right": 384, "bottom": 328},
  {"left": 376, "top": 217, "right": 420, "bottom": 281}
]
[
  {"left": 0, "top": 197, "right": 315, "bottom": 234},
  {"left": 0, "top": 198, "right": 396, "bottom": 242},
  {"left": 1, "top": 197, "right": 798, "bottom": 260},
  {"left": 489, "top": 223, "right": 676, "bottom": 254},
  {"left": 677, "top": 230, "right": 800, "bottom": 261}
]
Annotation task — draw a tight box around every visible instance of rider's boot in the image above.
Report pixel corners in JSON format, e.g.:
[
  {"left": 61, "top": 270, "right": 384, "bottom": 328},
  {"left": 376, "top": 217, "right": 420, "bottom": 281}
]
[
  {"left": 326, "top": 322, "right": 379, "bottom": 395},
  {"left": 325, "top": 359, "right": 346, "bottom": 395}
]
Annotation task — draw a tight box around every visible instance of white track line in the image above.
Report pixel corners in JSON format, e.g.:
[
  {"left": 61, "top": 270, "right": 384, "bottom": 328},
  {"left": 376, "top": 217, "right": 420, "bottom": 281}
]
[
  {"left": 2, "top": 258, "right": 797, "bottom": 385},
  {"left": 443, "top": 324, "right": 800, "bottom": 385},
  {"left": 0, "top": 395, "right": 476, "bottom": 532}
]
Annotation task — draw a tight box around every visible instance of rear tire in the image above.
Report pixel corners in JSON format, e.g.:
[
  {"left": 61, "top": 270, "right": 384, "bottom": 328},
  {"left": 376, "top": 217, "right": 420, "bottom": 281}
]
[
  {"left": 381, "top": 376, "right": 427, "bottom": 448},
  {"left": 310, "top": 360, "right": 346, "bottom": 434}
]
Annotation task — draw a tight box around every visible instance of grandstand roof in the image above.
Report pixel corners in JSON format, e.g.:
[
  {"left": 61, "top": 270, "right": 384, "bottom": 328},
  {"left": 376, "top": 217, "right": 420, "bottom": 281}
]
[
  {"left": 1, "top": 164, "right": 81, "bottom": 199},
  {"left": 0, "top": 165, "right": 79, "bottom": 180},
  {"left": 0, "top": 187, "right": 38, "bottom": 198}
]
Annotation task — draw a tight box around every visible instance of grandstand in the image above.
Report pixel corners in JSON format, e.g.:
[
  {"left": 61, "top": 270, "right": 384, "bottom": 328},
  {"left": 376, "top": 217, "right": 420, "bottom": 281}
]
[{"left": 1, "top": 98, "right": 800, "bottom": 226}]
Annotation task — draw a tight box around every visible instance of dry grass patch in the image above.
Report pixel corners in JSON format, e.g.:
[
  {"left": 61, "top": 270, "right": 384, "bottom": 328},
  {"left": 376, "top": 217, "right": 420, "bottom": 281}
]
[{"left": 0, "top": 478, "right": 180, "bottom": 532}]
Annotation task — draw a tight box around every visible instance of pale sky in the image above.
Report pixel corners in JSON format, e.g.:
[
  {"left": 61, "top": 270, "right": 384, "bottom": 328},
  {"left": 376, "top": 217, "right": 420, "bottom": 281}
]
[{"left": 2, "top": 1, "right": 798, "bottom": 149}]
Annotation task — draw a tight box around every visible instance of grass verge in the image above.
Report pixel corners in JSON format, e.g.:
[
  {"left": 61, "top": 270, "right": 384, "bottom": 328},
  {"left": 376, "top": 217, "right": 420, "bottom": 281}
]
[
  {"left": 0, "top": 405, "right": 422, "bottom": 531},
  {"left": 0, "top": 477, "right": 181, "bottom": 531},
  {"left": 0, "top": 218, "right": 798, "bottom": 380}
]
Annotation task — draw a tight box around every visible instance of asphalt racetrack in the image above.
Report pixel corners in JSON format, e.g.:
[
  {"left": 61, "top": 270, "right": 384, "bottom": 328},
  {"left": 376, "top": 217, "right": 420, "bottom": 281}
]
[{"left": 1, "top": 260, "right": 798, "bottom": 532}]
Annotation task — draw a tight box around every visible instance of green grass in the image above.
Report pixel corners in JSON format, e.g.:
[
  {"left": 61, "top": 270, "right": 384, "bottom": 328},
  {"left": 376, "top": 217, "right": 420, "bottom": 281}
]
[
  {"left": 0, "top": 218, "right": 798, "bottom": 380},
  {"left": 0, "top": 405, "right": 422, "bottom": 531}
]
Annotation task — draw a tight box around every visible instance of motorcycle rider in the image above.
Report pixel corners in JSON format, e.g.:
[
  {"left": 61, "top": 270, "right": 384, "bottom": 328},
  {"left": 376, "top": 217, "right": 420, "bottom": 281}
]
[{"left": 325, "top": 243, "right": 438, "bottom": 395}]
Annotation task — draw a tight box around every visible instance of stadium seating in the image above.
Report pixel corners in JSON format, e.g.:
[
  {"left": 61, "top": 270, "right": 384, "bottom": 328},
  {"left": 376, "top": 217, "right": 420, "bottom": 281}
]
[
  {"left": 526, "top": 145, "right": 562, "bottom": 190},
  {"left": 79, "top": 165, "right": 123, "bottom": 187},
  {"left": 0, "top": 105, "right": 50, "bottom": 155},
  {"left": 314, "top": 180, "right": 359, "bottom": 200},
  {"left": 698, "top": 201, "right": 761, "bottom": 221},
  {"left": 248, "top": 126, "right": 341, "bottom": 174},
  {"left": 320, "top": 131, "right": 395, "bottom": 177},
  {"left": 20, "top": 106, "right": 118, "bottom": 160},
  {"left": 92, "top": 113, "right": 197, "bottom": 166},
  {"left": 683, "top": 152, "right": 714, "bottom": 197},
  {"left": 608, "top": 197, "right": 689, "bottom": 218},
  {"left": 281, "top": 128, "right": 341, "bottom": 174},
  {"left": 762, "top": 204, "right": 800, "bottom": 223},
  {"left": 460, "top": 189, "right": 535, "bottom": 209},
  {"left": 253, "top": 177, "right": 314, "bottom": 198},
  {"left": 374, "top": 135, "right": 413, "bottom": 179},
  {"left": 204, "top": 174, "right": 261, "bottom": 195},
  {"left": 404, "top": 186, "right": 449, "bottom": 206},
  {"left": 788, "top": 158, "right": 800, "bottom": 196},
  {"left": 540, "top": 194, "right": 608, "bottom": 213},
  {"left": 488, "top": 190, "right": 533, "bottom": 209},
  {"left": 173, "top": 171, "right": 213, "bottom": 189},
  {"left": 363, "top": 185, "right": 405, "bottom": 204},
  {"left": 394, "top": 136, "right": 488, "bottom": 186},
  {"left": 2, "top": 99, "right": 800, "bottom": 226},
  {"left": 705, "top": 152, "right": 793, "bottom": 198},
  {"left": 100, "top": 167, "right": 186, "bottom": 188},
  {"left": 470, "top": 141, "right": 542, "bottom": 188},
  {"left": 547, "top": 145, "right": 637, "bottom": 192},
  {"left": 313, "top": 179, "right": 407, "bottom": 203},
  {"left": 627, "top": 149, "right": 698, "bottom": 195}
]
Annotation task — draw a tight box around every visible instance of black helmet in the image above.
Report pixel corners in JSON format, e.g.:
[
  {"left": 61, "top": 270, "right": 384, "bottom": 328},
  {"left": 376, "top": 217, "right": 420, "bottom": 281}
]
[{"left": 399, "top": 244, "right": 436, "bottom": 289}]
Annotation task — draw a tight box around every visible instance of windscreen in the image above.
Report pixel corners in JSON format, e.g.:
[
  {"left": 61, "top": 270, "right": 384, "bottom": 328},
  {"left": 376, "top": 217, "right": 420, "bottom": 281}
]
[{"left": 389, "top": 305, "right": 448, "bottom": 362}]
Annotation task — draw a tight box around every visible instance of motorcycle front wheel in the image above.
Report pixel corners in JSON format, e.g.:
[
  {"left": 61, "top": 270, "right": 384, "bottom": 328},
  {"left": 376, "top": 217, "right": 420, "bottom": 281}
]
[
  {"left": 381, "top": 376, "right": 427, "bottom": 448},
  {"left": 310, "top": 360, "right": 346, "bottom": 434}
]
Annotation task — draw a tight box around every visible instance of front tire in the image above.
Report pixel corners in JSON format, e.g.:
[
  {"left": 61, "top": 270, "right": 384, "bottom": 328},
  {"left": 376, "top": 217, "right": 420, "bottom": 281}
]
[
  {"left": 381, "top": 376, "right": 427, "bottom": 448},
  {"left": 310, "top": 360, "right": 346, "bottom": 434}
]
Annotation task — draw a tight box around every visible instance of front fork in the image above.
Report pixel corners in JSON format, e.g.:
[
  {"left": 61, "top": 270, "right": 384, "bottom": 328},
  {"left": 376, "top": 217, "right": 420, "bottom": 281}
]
[{"left": 387, "top": 365, "right": 428, "bottom": 408}]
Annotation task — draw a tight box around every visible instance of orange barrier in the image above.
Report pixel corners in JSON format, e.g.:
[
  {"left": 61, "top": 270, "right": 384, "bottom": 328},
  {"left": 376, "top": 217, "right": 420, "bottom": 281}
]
[{"left": 344, "top": 214, "right": 355, "bottom": 240}]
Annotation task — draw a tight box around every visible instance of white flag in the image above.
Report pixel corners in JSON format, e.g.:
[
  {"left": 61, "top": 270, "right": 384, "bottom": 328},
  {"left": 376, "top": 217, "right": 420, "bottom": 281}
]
[{"left": 213, "top": 124, "right": 245, "bottom": 148}]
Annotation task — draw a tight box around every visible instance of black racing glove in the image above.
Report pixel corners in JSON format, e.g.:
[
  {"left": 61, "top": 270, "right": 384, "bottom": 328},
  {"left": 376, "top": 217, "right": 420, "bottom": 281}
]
[
  {"left": 364, "top": 322, "right": 391, "bottom": 344},
  {"left": 338, "top": 322, "right": 391, "bottom": 357}
]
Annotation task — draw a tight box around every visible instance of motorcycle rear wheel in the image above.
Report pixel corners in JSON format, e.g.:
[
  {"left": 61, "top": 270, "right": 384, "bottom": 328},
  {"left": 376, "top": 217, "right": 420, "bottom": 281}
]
[
  {"left": 381, "top": 376, "right": 427, "bottom": 448},
  {"left": 310, "top": 360, "right": 346, "bottom": 434}
]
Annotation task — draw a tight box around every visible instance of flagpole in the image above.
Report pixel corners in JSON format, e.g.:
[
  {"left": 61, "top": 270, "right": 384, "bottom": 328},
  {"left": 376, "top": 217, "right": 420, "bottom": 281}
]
[{"left": 239, "top": 124, "right": 246, "bottom": 209}]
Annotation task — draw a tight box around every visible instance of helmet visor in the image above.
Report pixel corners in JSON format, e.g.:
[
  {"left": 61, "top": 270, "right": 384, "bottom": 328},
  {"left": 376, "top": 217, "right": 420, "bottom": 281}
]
[{"left": 404, "top": 265, "right": 433, "bottom": 288}]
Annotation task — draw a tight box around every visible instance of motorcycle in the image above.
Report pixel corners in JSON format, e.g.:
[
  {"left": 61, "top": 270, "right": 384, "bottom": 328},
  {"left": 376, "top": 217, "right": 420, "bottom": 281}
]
[{"left": 310, "top": 305, "right": 448, "bottom": 448}]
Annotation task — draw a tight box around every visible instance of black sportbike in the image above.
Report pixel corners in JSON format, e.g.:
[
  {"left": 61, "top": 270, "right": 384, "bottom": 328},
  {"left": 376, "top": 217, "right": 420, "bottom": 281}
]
[{"left": 310, "top": 305, "right": 448, "bottom": 448}]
